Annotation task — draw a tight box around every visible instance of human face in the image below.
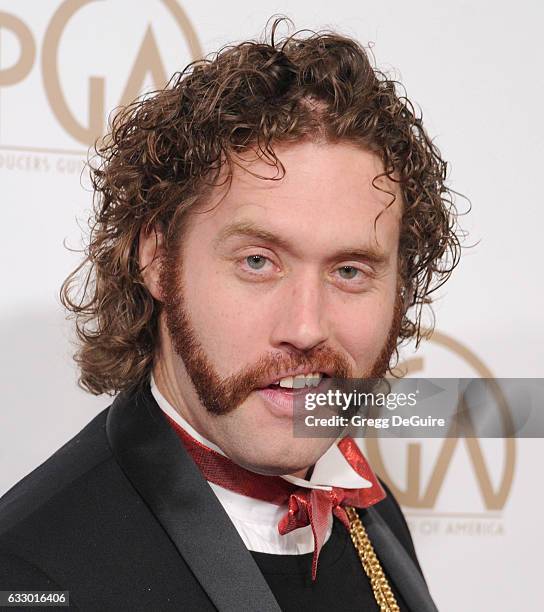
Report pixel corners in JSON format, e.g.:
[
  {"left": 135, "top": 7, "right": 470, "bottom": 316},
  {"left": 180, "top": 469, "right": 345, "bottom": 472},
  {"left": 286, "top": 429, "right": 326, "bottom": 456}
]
[{"left": 156, "top": 141, "right": 402, "bottom": 475}]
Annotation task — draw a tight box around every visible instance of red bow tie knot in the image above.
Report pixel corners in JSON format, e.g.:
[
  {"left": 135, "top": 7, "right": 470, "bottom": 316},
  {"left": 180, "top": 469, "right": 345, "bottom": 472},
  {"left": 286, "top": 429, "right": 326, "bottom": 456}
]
[
  {"left": 278, "top": 487, "right": 360, "bottom": 579},
  {"left": 164, "top": 415, "right": 386, "bottom": 581}
]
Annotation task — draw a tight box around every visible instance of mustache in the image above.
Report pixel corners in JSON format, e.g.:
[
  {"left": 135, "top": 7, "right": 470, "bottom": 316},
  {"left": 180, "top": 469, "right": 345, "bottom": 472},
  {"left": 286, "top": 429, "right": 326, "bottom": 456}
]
[
  {"left": 255, "top": 349, "right": 353, "bottom": 386},
  {"left": 212, "top": 347, "right": 353, "bottom": 416}
]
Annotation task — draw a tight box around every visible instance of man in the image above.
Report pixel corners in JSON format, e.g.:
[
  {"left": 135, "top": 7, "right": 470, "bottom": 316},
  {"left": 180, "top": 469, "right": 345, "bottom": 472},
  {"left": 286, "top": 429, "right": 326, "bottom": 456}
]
[{"left": 0, "top": 21, "right": 459, "bottom": 611}]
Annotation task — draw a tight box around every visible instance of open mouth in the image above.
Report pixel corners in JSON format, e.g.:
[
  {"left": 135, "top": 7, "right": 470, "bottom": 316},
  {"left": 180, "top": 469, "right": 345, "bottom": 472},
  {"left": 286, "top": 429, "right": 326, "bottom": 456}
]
[
  {"left": 263, "top": 372, "right": 331, "bottom": 393},
  {"left": 256, "top": 373, "right": 334, "bottom": 417}
]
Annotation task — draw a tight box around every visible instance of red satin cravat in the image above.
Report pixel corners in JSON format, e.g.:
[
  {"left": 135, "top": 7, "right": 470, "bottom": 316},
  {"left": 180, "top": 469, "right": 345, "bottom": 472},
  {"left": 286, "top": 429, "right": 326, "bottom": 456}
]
[{"left": 164, "top": 414, "right": 386, "bottom": 580}]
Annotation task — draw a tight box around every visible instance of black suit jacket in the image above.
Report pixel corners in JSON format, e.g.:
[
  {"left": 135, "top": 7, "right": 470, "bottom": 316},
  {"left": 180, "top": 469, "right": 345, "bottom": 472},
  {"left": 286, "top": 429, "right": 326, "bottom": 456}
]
[{"left": 0, "top": 385, "right": 438, "bottom": 611}]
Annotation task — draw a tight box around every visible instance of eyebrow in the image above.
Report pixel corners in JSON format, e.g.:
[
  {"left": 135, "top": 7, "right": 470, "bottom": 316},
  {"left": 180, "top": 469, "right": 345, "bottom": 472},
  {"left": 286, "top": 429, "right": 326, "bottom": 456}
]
[{"left": 213, "top": 220, "right": 390, "bottom": 266}]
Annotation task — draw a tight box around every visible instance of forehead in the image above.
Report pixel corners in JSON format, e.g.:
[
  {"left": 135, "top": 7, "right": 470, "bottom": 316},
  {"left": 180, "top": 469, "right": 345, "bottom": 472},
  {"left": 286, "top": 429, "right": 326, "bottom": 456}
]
[{"left": 188, "top": 141, "right": 402, "bottom": 256}]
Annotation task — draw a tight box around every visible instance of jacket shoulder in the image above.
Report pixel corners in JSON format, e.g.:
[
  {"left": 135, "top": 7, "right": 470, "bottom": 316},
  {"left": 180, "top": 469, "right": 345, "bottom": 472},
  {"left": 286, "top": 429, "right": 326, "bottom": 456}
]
[{"left": 0, "top": 406, "right": 113, "bottom": 536}]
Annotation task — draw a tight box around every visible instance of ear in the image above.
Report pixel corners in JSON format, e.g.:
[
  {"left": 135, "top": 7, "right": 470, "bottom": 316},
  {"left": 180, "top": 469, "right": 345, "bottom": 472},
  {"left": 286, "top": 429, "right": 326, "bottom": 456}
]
[{"left": 138, "top": 224, "right": 165, "bottom": 301}]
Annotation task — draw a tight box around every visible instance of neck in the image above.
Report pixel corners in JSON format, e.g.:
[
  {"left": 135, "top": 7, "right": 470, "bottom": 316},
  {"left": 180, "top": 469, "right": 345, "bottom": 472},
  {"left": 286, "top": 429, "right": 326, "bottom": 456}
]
[{"left": 152, "top": 360, "right": 314, "bottom": 482}]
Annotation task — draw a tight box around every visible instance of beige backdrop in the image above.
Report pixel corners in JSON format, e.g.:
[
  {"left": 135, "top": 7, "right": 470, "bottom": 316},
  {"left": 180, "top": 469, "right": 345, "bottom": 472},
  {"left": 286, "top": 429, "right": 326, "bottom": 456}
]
[{"left": 1, "top": 1, "right": 542, "bottom": 610}]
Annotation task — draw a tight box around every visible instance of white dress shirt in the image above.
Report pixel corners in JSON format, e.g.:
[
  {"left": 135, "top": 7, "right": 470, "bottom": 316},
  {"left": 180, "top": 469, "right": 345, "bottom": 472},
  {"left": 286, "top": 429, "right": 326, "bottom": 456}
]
[{"left": 150, "top": 377, "right": 373, "bottom": 555}]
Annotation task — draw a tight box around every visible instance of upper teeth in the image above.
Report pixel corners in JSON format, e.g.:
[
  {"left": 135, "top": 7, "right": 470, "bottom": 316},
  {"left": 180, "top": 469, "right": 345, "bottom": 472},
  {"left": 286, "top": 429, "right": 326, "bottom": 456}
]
[{"left": 273, "top": 373, "right": 324, "bottom": 388}]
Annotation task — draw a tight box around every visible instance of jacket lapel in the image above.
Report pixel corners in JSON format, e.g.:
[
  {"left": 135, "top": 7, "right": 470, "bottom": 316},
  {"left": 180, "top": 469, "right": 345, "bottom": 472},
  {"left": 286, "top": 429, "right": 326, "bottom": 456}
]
[
  {"left": 362, "top": 506, "right": 439, "bottom": 612},
  {"left": 106, "top": 385, "right": 281, "bottom": 612}
]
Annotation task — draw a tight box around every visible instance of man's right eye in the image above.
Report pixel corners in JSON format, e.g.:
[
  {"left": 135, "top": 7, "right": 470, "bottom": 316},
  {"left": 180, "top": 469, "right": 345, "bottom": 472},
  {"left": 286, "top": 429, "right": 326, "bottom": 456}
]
[
  {"left": 246, "top": 255, "right": 268, "bottom": 270},
  {"left": 235, "top": 254, "right": 278, "bottom": 279}
]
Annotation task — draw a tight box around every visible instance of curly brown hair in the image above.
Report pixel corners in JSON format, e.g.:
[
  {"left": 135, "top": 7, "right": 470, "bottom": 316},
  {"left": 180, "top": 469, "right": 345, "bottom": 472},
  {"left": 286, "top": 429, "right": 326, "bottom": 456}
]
[{"left": 60, "top": 19, "right": 462, "bottom": 396}]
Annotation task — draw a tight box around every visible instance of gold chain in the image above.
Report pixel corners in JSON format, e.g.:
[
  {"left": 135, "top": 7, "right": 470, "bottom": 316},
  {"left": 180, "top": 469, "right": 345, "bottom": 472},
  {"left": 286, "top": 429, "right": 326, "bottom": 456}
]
[{"left": 345, "top": 506, "right": 400, "bottom": 612}]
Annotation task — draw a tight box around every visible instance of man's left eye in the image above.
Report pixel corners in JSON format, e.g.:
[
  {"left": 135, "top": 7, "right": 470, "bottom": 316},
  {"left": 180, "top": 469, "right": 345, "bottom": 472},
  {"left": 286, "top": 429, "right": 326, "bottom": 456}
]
[{"left": 337, "top": 265, "right": 361, "bottom": 280}]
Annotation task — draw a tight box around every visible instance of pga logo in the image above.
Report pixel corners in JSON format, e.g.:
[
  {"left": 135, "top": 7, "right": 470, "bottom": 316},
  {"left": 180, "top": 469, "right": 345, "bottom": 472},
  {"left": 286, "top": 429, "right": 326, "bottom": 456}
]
[{"left": 0, "top": 0, "right": 201, "bottom": 147}]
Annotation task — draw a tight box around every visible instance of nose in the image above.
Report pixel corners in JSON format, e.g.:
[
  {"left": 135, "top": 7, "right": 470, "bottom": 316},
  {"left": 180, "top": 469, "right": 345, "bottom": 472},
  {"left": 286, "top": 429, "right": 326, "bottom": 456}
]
[{"left": 269, "top": 271, "right": 329, "bottom": 353}]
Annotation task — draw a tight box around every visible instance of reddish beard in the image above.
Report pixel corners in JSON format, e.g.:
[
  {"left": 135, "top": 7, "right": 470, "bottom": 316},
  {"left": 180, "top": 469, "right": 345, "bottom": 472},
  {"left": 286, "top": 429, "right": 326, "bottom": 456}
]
[{"left": 160, "top": 254, "right": 404, "bottom": 416}]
